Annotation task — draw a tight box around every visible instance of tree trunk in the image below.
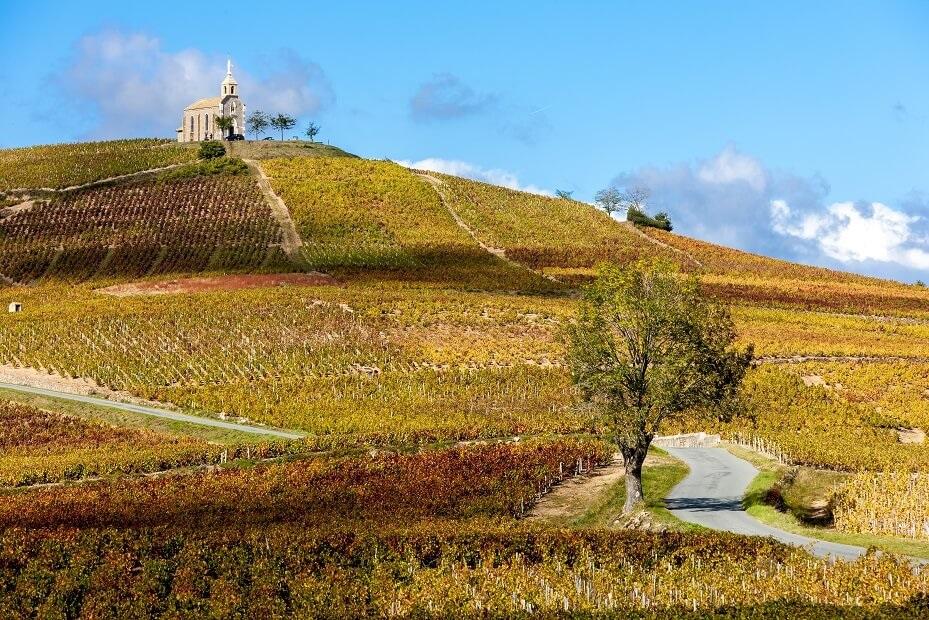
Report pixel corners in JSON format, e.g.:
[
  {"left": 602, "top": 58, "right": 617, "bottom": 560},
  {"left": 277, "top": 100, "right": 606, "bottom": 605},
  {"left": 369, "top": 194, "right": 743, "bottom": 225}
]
[{"left": 621, "top": 442, "right": 649, "bottom": 514}]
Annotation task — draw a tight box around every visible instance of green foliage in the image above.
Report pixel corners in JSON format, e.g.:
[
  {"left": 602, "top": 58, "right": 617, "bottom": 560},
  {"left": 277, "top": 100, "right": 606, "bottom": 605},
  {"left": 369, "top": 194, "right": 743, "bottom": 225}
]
[
  {"left": 246, "top": 109, "right": 269, "bottom": 139},
  {"left": 567, "top": 259, "right": 752, "bottom": 510},
  {"left": 197, "top": 140, "right": 226, "bottom": 160},
  {"left": 212, "top": 115, "right": 235, "bottom": 138},
  {"left": 568, "top": 260, "right": 752, "bottom": 443},
  {"left": 304, "top": 121, "right": 320, "bottom": 142},
  {"left": 159, "top": 156, "right": 248, "bottom": 181},
  {"left": 628, "top": 206, "right": 673, "bottom": 231},
  {"left": 269, "top": 113, "right": 297, "bottom": 140}
]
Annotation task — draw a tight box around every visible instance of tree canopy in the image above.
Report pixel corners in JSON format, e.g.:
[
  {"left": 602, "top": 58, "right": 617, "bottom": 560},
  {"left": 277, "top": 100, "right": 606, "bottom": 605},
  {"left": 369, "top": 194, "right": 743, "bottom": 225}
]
[{"left": 566, "top": 260, "right": 752, "bottom": 512}]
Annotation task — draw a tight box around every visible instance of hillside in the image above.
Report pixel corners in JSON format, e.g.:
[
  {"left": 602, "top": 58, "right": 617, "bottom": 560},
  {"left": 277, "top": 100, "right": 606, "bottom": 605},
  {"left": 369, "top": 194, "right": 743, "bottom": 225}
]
[{"left": 3, "top": 138, "right": 929, "bottom": 615}]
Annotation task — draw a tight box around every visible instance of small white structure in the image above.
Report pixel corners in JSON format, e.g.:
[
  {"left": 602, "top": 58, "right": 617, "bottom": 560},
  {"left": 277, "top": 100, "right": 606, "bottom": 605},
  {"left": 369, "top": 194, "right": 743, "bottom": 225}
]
[
  {"left": 177, "top": 59, "right": 246, "bottom": 142},
  {"left": 8, "top": 302, "right": 22, "bottom": 313}
]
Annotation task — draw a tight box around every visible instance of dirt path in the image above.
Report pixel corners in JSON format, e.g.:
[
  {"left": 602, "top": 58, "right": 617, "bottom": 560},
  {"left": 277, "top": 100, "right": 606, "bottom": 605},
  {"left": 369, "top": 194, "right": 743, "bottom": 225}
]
[
  {"left": 96, "top": 272, "right": 333, "bottom": 297},
  {"left": 417, "top": 173, "right": 561, "bottom": 283},
  {"left": 621, "top": 221, "right": 704, "bottom": 268},
  {"left": 525, "top": 455, "right": 625, "bottom": 522},
  {"left": 0, "top": 199, "right": 37, "bottom": 222},
  {"left": 0, "top": 365, "right": 304, "bottom": 439},
  {"left": 4, "top": 163, "right": 189, "bottom": 195},
  {"left": 245, "top": 159, "right": 305, "bottom": 258}
]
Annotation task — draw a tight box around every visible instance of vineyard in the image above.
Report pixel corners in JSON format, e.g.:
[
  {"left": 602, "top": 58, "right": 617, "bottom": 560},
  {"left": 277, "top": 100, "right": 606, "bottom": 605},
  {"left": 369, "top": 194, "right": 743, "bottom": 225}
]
[
  {"left": 0, "top": 139, "right": 196, "bottom": 191},
  {"left": 6, "top": 138, "right": 929, "bottom": 614},
  {"left": 0, "top": 400, "right": 223, "bottom": 486},
  {"left": 2, "top": 436, "right": 929, "bottom": 616},
  {"left": 0, "top": 438, "right": 611, "bottom": 528},
  {"left": 435, "top": 173, "right": 680, "bottom": 271},
  {"left": 0, "top": 172, "right": 287, "bottom": 282},
  {"left": 261, "top": 157, "right": 555, "bottom": 290},
  {"left": 2, "top": 525, "right": 927, "bottom": 618}
]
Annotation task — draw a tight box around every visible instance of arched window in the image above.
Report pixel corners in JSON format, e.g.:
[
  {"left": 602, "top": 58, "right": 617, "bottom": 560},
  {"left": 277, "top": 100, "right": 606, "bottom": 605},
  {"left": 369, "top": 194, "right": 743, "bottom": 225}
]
[
  {"left": 224, "top": 86, "right": 227, "bottom": 95},
  {"left": 189, "top": 115, "right": 194, "bottom": 138},
  {"left": 232, "top": 101, "right": 236, "bottom": 113},
  {"left": 231, "top": 85, "right": 235, "bottom": 94}
]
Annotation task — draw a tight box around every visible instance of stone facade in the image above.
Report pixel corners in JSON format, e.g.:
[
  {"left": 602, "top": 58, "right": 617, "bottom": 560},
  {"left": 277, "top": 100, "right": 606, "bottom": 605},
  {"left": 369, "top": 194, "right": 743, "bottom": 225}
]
[{"left": 177, "top": 60, "right": 246, "bottom": 142}]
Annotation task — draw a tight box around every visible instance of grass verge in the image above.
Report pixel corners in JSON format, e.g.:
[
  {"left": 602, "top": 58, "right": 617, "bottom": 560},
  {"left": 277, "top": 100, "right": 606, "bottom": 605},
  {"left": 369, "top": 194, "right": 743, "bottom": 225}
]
[
  {"left": 730, "top": 443, "right": 929, "bottom": 559},
  {"left": 572, "top": 447, "right": 698, "bottom": 530}
]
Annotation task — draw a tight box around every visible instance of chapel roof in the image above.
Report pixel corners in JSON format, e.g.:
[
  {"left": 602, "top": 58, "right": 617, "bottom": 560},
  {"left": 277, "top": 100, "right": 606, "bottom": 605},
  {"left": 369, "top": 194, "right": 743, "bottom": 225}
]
[{"left": 184, "top": 96, "right": 222, "bottom": 111}]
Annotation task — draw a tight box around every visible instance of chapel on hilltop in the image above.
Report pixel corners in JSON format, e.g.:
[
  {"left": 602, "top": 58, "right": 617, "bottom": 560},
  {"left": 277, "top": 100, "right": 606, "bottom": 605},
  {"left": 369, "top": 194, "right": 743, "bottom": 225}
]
[{"left": 177, "top": 59, "right": 246, "bottom": 142}]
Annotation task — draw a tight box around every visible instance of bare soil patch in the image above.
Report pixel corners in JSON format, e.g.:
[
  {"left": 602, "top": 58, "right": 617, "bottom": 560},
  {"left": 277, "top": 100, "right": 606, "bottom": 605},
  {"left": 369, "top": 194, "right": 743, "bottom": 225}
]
[
  {"left": 897, "top": 427, "right": 926, "bottom": 444},
  {"left": 97, "top": 272, "right": 334, "bottom": 297},
  {"left": 526, "top": 456, "right": 625, "bottom": 522},
  {"left": 0, "top": 364, "right": 175, "bottom": 410}
]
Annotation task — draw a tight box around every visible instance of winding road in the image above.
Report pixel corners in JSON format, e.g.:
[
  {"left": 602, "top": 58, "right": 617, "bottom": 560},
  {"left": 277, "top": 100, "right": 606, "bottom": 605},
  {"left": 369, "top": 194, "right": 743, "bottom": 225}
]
[
  {"left": 0, "top": 382, "right": 305, "bottom": 440},
  {"left": 665, "top": 447, "right": 866, "bottom": 560}
]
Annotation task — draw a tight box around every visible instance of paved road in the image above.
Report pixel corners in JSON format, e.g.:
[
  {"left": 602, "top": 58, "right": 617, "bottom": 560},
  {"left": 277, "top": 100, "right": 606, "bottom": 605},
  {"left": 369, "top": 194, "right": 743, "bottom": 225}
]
[
  {"left": 665, "top": 447, "right": 866, "bottom": 560},
  {"left": 0, "top": 382, "right": 305, "bottom": 440}
]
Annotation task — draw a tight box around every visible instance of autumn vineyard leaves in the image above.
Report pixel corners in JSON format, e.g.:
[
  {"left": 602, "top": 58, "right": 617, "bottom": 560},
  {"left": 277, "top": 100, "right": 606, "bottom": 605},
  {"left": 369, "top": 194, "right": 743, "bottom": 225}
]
[{"left": 3, "top": 140, "right": 929, "bottom": 616}]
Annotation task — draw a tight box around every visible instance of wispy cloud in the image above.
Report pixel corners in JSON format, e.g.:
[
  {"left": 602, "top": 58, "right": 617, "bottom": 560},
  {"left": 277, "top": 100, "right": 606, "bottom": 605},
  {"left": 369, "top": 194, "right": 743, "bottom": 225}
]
[
  {"left": 615, "top": 145, "right": 929, "bottom": 281},
  {"left": 397, "top": 157, "right": 552, "bottom": 196},
  {"left": 49, "top": 29, "right": 332, "bottom": 138},
  {"left": 409, "top": 73, "right": 497, "bottom": 122}
]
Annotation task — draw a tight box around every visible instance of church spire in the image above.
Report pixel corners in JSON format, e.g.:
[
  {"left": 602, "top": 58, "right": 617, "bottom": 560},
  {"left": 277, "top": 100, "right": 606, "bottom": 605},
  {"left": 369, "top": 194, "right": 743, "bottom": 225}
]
[{"left": 221, "top": 57, "right": 238, "bottom": 97}]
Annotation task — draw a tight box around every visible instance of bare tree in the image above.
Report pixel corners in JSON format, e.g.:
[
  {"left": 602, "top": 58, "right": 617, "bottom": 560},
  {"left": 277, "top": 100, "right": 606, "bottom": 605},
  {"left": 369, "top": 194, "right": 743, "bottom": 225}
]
[
  {"left": 594, "top": 187, "right": 623, "bottom": 216},
  {"left": 620, "top": 186, "right": 650, "bottom": 213}
]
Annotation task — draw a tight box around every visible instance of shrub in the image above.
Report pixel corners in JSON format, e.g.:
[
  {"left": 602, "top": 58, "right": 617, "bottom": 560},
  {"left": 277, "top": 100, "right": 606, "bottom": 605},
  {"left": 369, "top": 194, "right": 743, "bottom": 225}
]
[
  {"left": 198, "top": 141, "right": 226, "bottom": 160},
  {"left": 160, "top": 157, "right": 248, "bottom": 181},
  {"left": 627, "top": 206, "right": 672, "bottom": 231}
]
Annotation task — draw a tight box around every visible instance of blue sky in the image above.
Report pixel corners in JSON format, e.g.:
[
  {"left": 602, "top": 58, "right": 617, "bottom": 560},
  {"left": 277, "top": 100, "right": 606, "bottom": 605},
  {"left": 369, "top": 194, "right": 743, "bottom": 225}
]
[{"left": 2, "top": 1, "right": 928, "bottom": 281}]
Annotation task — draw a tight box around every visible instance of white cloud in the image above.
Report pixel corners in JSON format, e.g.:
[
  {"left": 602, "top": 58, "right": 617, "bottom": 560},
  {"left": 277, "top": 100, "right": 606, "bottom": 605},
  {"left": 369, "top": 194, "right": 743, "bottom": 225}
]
[
  {"left": 615, "top": 146, "right": 929, "bottom": 281},
  {"left": 397, "top": 158, "right": 553, "bottom": 196},
  {"left": 52, "top": 29, "right": 332, "bottom": 138},
  {"left": 697, "top": 145, "right": 767, "bottom": 192},
  {"left": 773, "top": 199, "right": 928, "bottom": 268}
]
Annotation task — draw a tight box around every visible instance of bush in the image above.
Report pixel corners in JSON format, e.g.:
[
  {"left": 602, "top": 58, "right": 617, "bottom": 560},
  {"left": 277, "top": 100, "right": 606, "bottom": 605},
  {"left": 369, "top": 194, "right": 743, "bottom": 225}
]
[
  {"left": 198, "top": 141, "right": 226, "bottom": 160},
  {"left": 627, "top": 206, "right": 672, "bottom": 231},
  {"left": 159, "top": 157, "right": 248, "bottom": 181}
]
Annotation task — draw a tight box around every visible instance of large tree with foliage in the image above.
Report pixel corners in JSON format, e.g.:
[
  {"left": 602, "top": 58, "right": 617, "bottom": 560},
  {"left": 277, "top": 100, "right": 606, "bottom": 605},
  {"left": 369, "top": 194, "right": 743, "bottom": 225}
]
[
  {"left": 566, "top": 260, "right": 752, "bottom": 513},
  {"left": 270, "top": 114, "right": 297, "bottom": 141}
]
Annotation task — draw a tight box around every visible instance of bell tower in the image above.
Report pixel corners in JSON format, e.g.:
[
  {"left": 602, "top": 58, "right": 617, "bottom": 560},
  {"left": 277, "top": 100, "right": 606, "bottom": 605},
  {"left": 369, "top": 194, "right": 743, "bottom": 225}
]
[{"left": 221, "top": 59, "right": 238, "bottom": 97}]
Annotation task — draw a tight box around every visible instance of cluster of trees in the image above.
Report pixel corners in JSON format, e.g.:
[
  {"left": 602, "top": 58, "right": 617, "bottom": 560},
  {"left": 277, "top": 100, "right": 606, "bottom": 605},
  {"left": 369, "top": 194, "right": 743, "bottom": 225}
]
[
  {"left": 593, "top": 185, "right": 672, "bottom": 231},
  {"left": 244, "top": 111, "right": 321, "bottom": 142}
]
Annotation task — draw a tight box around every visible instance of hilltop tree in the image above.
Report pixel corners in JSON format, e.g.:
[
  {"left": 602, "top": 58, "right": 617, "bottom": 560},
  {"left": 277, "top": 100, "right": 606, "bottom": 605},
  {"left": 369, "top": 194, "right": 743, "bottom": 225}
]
[
  {"left": 594, "top": 187, "right": 623, "bottom": 216},
  {"left": 595, "top": 185, "right": 652, "bottom": 218},
  {"left": 620, "top": 186, "right": 650, "bottom": 213},
  {"left": 566, "top": 260, "right": 752, "bottom": 514},
  {"left": 270, "top": 114, "right": 297, "bottom": 141},
  {"left": 213, "top": 115, "right": 234, "bottom": 139},
  {"left": 555, "top": 189, "right": 573, "bottom": 200},
  {"left": 246, "top": 110, "right": 269, "bottom": 139},
  {"left": 305, "top": 122, "right": 321, "bottom": 142}
]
